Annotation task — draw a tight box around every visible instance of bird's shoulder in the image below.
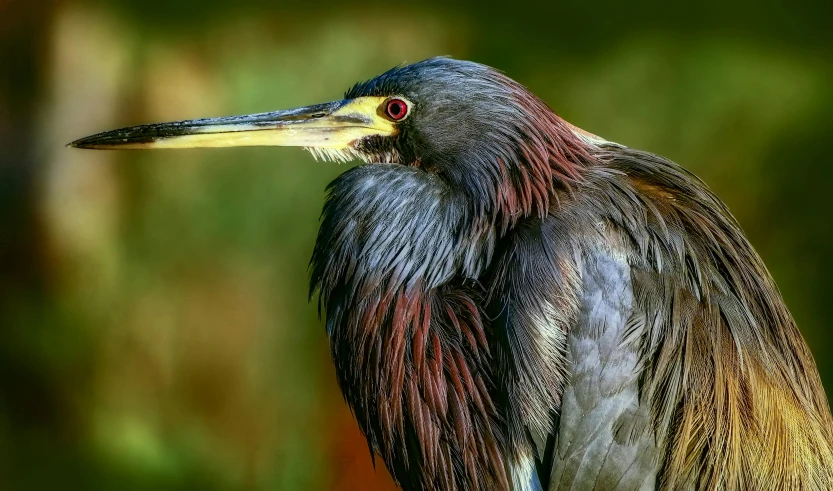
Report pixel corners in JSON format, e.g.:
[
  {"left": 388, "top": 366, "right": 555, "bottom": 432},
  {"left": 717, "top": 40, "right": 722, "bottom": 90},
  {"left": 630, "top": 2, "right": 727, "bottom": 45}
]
[{"left": 487, "top": 144, "right": 833, "bottom": 490}]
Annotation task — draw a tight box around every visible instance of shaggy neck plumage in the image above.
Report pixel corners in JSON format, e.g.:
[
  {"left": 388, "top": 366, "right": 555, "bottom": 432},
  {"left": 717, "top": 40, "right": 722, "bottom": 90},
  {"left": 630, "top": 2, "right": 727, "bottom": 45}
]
[
  {"left": 310, "top": 165, "right": 503, "bottom": 490},
  {"left": 309, "top": 98, "right": 595, "bottom": 490}
]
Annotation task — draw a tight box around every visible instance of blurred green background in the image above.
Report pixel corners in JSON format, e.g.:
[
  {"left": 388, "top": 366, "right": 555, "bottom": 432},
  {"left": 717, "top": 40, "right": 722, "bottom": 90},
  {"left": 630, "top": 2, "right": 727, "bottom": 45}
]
[{"left": 1, "top": 0, "right": 831, "bottom": 489}]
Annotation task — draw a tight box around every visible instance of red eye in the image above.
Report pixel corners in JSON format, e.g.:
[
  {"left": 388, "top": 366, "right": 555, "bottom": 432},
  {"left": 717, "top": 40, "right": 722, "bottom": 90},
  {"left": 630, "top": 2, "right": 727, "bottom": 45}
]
[{"left": 385, "top": 98, "right": 408, "bottom": 120}]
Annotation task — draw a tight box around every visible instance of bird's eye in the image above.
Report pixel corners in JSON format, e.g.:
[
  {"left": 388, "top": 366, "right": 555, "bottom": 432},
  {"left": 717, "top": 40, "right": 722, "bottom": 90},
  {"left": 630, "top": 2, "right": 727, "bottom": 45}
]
[{"left": 385, "top": 99, "right": 409, "bottom": 121}]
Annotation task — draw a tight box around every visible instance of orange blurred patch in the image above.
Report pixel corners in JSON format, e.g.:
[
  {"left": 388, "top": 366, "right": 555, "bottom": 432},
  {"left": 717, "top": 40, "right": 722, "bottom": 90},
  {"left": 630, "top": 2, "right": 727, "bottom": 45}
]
[{"left": 329, "top": 406, "right": 398, "bottom": 491}]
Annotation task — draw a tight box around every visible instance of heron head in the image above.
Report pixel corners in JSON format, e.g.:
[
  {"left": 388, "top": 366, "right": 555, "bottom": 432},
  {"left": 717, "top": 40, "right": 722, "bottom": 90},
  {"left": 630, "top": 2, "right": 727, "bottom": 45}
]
[{"left": 71, "top": 57, "right": 591, "bottom": 221}]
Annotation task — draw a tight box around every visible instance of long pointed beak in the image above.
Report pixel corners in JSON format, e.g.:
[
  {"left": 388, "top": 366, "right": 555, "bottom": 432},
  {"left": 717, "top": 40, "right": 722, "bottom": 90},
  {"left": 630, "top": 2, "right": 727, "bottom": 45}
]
[{"left": 68, "top": 96, "right": 395, "bottom": 150}]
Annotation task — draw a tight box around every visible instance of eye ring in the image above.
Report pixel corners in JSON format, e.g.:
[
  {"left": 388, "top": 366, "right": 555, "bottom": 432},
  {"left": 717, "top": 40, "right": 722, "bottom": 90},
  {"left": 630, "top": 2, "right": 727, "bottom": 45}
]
[{"left": 385, "top": 98, "right": 409, "bottom": 121}]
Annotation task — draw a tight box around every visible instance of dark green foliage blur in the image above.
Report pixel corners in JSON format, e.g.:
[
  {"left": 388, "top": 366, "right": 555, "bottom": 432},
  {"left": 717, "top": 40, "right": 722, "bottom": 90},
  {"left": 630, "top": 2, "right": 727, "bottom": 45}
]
[{"left": 1, "top": 0, "right": 831, "bottom": 489}]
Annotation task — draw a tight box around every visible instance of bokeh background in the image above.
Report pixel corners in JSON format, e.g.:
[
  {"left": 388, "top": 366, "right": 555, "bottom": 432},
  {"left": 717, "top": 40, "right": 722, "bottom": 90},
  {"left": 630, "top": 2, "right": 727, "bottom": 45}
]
[{"left": 1, "top": 0, "right": 832, "bottom": 489}]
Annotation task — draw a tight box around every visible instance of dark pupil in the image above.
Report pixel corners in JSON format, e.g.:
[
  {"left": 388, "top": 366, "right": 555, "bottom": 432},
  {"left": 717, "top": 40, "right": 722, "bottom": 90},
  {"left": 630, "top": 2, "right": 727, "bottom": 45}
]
[{"left": 390, "top": 102, "right": 402, "bottom": 116}]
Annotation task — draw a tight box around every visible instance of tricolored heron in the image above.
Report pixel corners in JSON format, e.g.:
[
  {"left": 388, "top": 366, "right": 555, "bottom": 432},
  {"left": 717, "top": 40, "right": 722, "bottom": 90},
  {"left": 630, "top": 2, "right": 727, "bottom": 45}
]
[{"left": 71, "top": 57, "right": 833, "bottom": 490}]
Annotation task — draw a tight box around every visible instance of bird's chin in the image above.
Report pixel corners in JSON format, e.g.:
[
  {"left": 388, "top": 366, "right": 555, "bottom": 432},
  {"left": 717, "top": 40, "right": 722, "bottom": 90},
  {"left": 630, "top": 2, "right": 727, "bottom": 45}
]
[{"left": 304, "top": 146, "right": 402, "bottom": 165}]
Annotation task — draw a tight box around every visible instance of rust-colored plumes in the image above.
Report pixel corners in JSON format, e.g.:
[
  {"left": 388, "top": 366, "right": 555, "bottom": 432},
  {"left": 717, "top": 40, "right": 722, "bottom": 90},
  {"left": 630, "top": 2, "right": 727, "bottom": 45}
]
[
  {"left": 327, "top": 279, "right": 508, "bottom": 491},
  {"left": 489, "top": 72, "right": 595, "bottom": 232}
]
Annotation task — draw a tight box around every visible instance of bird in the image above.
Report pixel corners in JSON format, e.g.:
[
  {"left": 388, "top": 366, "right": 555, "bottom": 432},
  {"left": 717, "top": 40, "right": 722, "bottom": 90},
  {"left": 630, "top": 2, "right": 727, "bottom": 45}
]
[{"left": 70, "top": 57, "right": 833, "bottom": 491}]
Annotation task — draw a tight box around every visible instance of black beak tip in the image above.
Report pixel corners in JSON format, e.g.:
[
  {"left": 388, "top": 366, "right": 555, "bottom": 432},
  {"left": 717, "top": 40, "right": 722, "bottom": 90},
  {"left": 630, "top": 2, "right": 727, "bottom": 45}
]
[
  {"left": 67, "top": 135, "right": 99, "bottom": 149},
  {"left": 67, "top": 132, "right": 122, "bottom": 150}
]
